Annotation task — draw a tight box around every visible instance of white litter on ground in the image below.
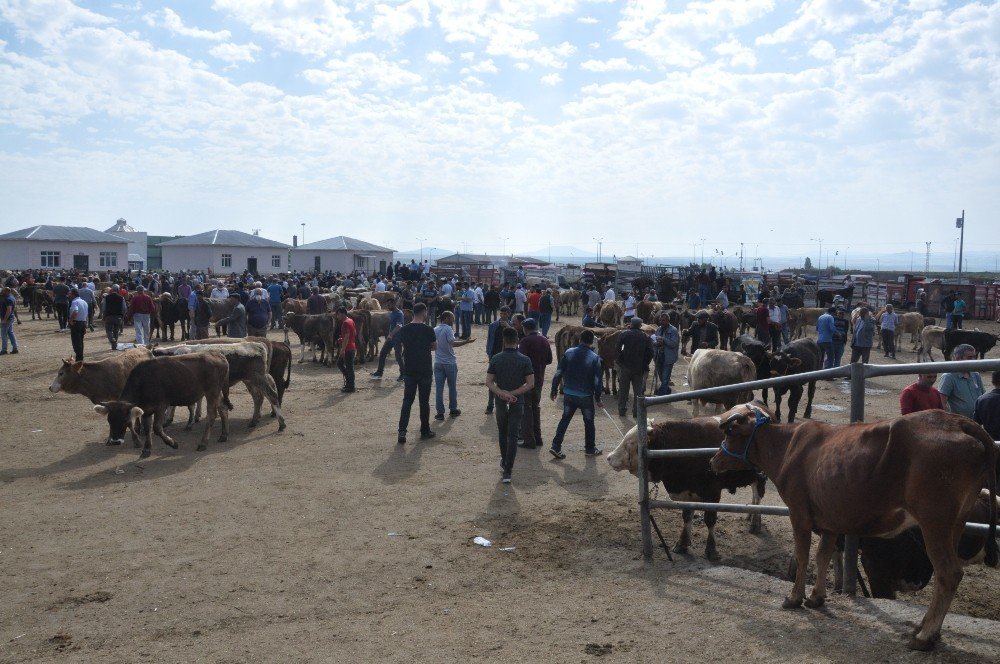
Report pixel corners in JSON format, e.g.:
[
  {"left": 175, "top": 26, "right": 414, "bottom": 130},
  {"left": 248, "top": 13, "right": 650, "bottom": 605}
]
[{"left": 473, "top": 536, "right": 492, "bottom": 547}]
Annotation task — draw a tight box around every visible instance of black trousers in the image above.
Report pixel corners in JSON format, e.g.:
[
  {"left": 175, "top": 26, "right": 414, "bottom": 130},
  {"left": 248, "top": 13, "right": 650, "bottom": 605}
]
[
  {"left": 398, "top": 374, "right": 432, "bottom": 435},
  {"left": 521, "top": 383, "right": 543, "bottom": 446},
  {"left": 881, "top": 329, "right": 895, "bottom": 357},
  {"left": 850, "top": 346, "right": 871, "bottom": 363},
  {"left": 495, "top": 400, "right": 523, "bottom": 473},
  {"left": 617, "top": 364, "right": 647, "bottom": 416},
  {"left": 69, "top": 321, "right": 86, "bottom": 361},
  {"left": 375, "top": 337, "right": 403, "bottom": 375},
  {"left": 338, "top": 349, "right": 356, "bottom": 389},
  {"left": 55, "top": 302, "right": 69, "bottom": 329}
]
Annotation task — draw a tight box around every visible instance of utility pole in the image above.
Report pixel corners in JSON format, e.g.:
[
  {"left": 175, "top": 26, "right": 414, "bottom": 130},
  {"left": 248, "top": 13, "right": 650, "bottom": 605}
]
[
  {"left": 301, "top": 223, "right": 306, "bottom": 244},
  {"left": 700, "top": 238, "right": 706, "bottom": 266},
  {"left": 740, "top": 242, "right": 744, "bottom": 271},
  {"left": 593, "top": 237, "right": 604, "bottom": 263},
  {"left": 956, "top": 210, "right": 965, "bottom": 284},
  {"left": 925, "top": 242, "right": 931, "bottom": 274}
]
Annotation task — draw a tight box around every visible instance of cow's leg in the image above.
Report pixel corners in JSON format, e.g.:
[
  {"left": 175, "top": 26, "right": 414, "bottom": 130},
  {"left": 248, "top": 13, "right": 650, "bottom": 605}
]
[
  {"left": 217, "top": 399, "right": 230, "bottom": 443},
  {"left": 152, "top": 410, "right": 178, "bottom": 450},
  {"left": 185, "top": 403, "right": 197, "bottom": 430},
  {"left": 703, "top": 510, "right": 720, "bottom": 561},
  {"left": 783, "top": 519, "right": 812, "bottom": 609},
  {"left": 197, "top": 396, "right": 218, "bottom": 451},
  {"left": 748, "top": 479, "right": 763, "bottom": 534},
  {"left": 773, "top": 388, "right": 784, "bottom": 422},
  {"left": 673, "top": 509, "right": 693, "bottom": 554},
  {"left": 298, "top": 342, "right": 306, "bottom": 363},
  {"left": 139, "top": 414, "right": 154, "bottom": 459},
  {"left": 692, "top": 399, "right": 701, "bottom": 418},
  {"left": 910, "top": 522, "right": 965, "bottom": 650},
  {"left": 261, "top": 375, "right": 286, "bottom": 431},
  {"left": 806, "top": 531, "right": 837, "bottom": 608},
  {"left": 246, "top": 381, "right": 263, "bottom": 428},
  {"left": 803, "top": 381, "right": 816, "bottom": 420}
]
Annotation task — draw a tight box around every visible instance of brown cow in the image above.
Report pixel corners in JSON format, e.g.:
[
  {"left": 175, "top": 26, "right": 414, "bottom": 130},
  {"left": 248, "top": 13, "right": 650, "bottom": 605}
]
[{"left": 711, "top": 403, "right": 997, "bottom": 650}]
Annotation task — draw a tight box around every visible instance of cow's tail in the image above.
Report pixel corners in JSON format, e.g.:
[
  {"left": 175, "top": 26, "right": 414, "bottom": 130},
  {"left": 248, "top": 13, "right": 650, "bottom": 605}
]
[
  {"left": 977, "top": 425, "right": 999, "bottom": 567},
  {"left": 284, "top": 351, "right": 292, "bottom": 389}
]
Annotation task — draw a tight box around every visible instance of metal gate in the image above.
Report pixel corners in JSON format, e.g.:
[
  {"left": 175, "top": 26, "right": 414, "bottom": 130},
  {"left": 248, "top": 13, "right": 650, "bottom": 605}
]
[{"left": 635, "top": 357, "right": 1000, "bottom": 594}]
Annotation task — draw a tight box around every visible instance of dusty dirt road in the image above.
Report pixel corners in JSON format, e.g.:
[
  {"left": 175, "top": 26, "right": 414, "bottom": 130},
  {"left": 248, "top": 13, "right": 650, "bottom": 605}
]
[{"left": 1, "top": 314, "right": 998, "bottom": 662}]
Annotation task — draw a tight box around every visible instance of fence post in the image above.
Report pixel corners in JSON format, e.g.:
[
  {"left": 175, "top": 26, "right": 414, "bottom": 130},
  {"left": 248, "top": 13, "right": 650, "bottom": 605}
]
[
  {"left": 637, "top": 396, "right": 653, "bottom": 559},
  {"left": 842, "top": 360, "right": 867, "bottom": 595}
]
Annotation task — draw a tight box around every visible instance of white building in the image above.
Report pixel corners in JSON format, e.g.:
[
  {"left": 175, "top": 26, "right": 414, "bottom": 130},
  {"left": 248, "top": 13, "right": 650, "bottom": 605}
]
[
  {"left": 291, "top": 236, "right": 394, "bottom": 274},
  {"left": 0, "top": 225, "right": 130, "bottom": 272},
  {"left": 105, "top": 218, "right": 148, "bottom": 270},
  {"left": 159, "top": 230, "right": 290, "bottom": 274}
]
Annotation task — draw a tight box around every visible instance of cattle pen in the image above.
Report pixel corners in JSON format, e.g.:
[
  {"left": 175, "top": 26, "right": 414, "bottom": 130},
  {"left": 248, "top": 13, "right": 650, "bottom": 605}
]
[{"left": 634, "top": 357, "right": 1000, "bottom": 595}]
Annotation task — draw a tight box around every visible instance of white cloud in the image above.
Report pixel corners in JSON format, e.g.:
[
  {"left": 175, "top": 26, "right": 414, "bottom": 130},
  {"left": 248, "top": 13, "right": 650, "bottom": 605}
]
[
  {"left": 577, "top": 16, "right": 599, "bottom": 24},
  {"left": 212, "top": 0, "right": 363, "bottom": 57},
  {"left": 581, "top": 57, "right": 637, "bottom": 72},
  {"left": 425, "top": 50, "right": 451, "bottom": 65},
  {"left": 757, "top": 0, "right": 895, "bottom": 46},
  {"left": 514, "top": 62, "right": 530, "bottom": 71},
  {"left": 0, "top": 0, "right": 112, "bottom": 47},
  {"left": 540, "top": 72, "right": 562, "bottom": 85},
  {"left": 713, "top": 39, "right": 757, "bottom": 69},
  {"left": 209, "top": 41, "right": 261, "bottom": 65},
  {"left": 150, "top": 8, "right": 231, "bottom": 41},
  {"left": 303, "top": 53, "right": 422, "bottom": 91},
  {"left": 371, "top": 0, "right": 430, "bottom": 42},
  {"left": 808, "top": 39, "right": 836, "bottom": 60},
  {"left": 459, "top": 51, "right": 475, "bottom": 61},
  {"left": 462, "top": 59, "right": 499, "bottom": 74},
  {"left": 589, "top": 41, "right": 601, "bottom": 49}
]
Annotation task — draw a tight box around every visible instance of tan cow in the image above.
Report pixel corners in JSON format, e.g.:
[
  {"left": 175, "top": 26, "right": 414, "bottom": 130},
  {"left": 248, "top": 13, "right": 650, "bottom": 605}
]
[
  {"left": 598, "top": 301, "right": 623, "bottom": 327},
  {"left": 918, "top": 325, "right": 946, "bottom": 362},
  {"left": 686, "top": 349, "right": 756, "bottom": 417},
  {"left": 788, "top": 307, "right": 826, "bottom": 339}
]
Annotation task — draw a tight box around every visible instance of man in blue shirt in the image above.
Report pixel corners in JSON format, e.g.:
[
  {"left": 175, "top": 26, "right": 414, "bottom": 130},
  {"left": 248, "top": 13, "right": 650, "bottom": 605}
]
[
  {"left": 267, "top": 279, "right": 284, "bottom": 329},
  {"left": 549, "top": 329, "right": 605, "bottom": 459},
  {"left": 420, "top": 281, "right": 439, "bottom": 326},
  {"left": 459, "top": 283, "right": 475, "bottom": 339},
  {"left": 0, "top": 286, "right": 18, "bottom": 355},
  {"left": 816, "top": 306, "right": 836, "bottom": 369},
  {"left": 938, "top": 344, "right": 985, "bottom": 418},
  {"left": 653, "top": 312, "right": 679, "bottom": 396},
  {"left": 372, "top": 301, "right": 406, "bottom": 380},
  {"left": 973, "top": 370, "right": 1000, "bottom": 439}
]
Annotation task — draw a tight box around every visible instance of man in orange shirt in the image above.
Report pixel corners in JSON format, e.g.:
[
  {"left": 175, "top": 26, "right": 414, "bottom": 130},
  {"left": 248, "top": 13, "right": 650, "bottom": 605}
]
[
  {"left": 526, "top": 286, "right": 542, "bottom": 326},
  {"left": 335, "top": 306, "right": 357, "bottom": 393}
]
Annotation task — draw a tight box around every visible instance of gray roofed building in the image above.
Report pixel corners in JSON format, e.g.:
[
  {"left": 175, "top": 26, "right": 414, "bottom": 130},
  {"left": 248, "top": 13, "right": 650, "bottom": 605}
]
[
  {"left": 158, "top": 229, "right": 290, "bottom": 249},
  {"left": 291, "top": 235, "right": 394, "bottom": 274},
  {"left": 0, "top": 225, "right": 133, "bottom": 244},
  {"left": 295, "top": 236, "right": 394, "bottom": 252},
  {"left": 434, "top": 253, "right": 543, "bottom": 266},
  {"left": 105, "top": 218, "right": 136, "bottom": 233}
]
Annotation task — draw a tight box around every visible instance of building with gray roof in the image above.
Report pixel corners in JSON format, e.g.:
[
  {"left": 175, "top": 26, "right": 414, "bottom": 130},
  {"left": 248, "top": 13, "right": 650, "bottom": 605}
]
[
  {"left": 105, "top": 218, "right": 148, "bottom": 270},
  {"left": 0, "top": 225, "right": 130, "bottom": 272},
  {"left": 291, "top": 236, "right": 394, "bottom": 274},
  {"left": 158, "top": 230, "right": 290, "bottom": 274}
]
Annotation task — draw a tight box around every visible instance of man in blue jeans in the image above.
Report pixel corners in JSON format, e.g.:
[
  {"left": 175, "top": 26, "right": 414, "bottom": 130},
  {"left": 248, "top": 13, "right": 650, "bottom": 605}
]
[
  {"left": 433, "top": 311, "right": 476, "bottom": 420},
  {"left": 397, "top": 303, "right": 437, "bottom": 444},
  {"left": 816, "top": 306, "right": 836, "bottom": 369},
  {"left": 549, "top": 329, "right": 605, "bottom": 458},
  {"left": 653, "top": 312, "right": 678, "bottom": 395},
  {"left": 459, "top": 283, "right": 475, "bottom": 339},
  {"left": 267, "top": 278, "right": 284, "bottom": 329}
]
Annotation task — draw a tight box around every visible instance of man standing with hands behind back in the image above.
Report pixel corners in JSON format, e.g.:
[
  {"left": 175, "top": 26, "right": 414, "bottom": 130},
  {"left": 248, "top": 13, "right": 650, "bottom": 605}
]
[
  {"left": 486, "top": 326, "right": 535, "bottom": 484},
  {"left": 397, "top": 303, "right": 437, "bottom": 444}
]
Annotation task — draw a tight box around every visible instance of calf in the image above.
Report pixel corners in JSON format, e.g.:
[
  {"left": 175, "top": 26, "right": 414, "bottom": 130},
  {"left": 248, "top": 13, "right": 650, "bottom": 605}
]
[
  {"left": 157, "top": 293, "right": 188, "bottom": 340},
  {"left": 944, "top": 328, "right": 998, "bottom": 360},
  {"left": 284, "top": 312, "right": 336, "bottom": 364},
  {"left": 95, "top": 352, "right": 231, "bottom": 458},
  {"left": 860, "top": 490, "right": 1000, "bottom": 599},
  {"left": 917, "top": 325, "right": 945, "bottom": 362},
  {"left": 765, "top": 338, "right": 820, "bottom": 423},
  {"left": 153, "top": 342, "right": 286, "bottom": 431},
  {"left": 608, "top": 418, "right": 766, "bottom": 560}
]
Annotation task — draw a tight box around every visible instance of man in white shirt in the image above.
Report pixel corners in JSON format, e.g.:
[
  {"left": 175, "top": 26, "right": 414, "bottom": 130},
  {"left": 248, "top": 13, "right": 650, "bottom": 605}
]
[
  {"left": 474, "top": 283, "right": 484, "bottom": 324},
  {"left": 441, "top": 280, "right": 453, "bottom": 297},
  {"left": 375, "top": 279, "right": 386, "bottom": 292},
  {"left": 716, "top": 289, "right": 729, "bottom": 309},
  {"left": 211, "top": 282, "right": 229, "bottom": 299},
  {"left": 605, "top": 286, "right": 616, "bottom": 302},
  {"left": 514, "top": 285, "right": 527, "bottom": 313},
  {"left": 623, "top": 292, "right": 636, "bottom": 323}
]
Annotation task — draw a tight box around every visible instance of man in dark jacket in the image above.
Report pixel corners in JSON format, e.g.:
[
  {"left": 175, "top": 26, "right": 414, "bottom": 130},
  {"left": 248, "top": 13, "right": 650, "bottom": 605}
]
[
  {"left": 246, "top": 289, "right": 271, "bottom": 338},
  {"left": 549, "top": 329, "right": 604, "bottom": 459},
  {"left": 686, "top": 311, "right": 719, "bottom": 351},
  {"left": 217, "top": 292, "right": 248, "bottom": 339},
  {"left": 484, "top": 306, "right": 511, "bottom": 414},
  {"left": 517, "top": 318, "right": 553, "bottom": 448},
  {"left": 616, "top": 318, "right": 654, "bottom": 417},
  {"left": 102, "top": 286, "right": 126, "bottom": 350},
  {"left": 850, "top": 306, "right": 875, "bottom": 363}
]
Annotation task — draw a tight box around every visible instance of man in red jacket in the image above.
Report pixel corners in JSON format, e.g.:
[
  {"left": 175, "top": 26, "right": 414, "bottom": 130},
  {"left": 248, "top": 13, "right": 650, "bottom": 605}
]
[
  {"left": 516, "top": 317, "right": 552, "bottom": 448},
  {"left": 899, "top": 373, "right": 945, "bottom": 415},
  {"left": 128, "top": 285, "right": 156, "bottom": 345},
  {"left": 335, "top": 307, "right": 357, "bottom": 393}
]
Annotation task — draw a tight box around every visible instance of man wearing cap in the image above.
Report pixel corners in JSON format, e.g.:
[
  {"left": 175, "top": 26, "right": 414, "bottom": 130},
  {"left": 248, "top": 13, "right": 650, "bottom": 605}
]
[
  {"left": 68, "top": 287, "right": 88, "bottom": 361},
  {"left": 685, "top": 311, "right": 719, "bottom": 352},
  {"left": 487, "top": 326, "right": 535, "bottom": 483},
  {"left": 850, "top": 306, "right": 875, "bottom": 364},
  {"left": 216, "top": 292, "right": 247, "bottom": 339},
  {"left": 246, "top": 287, "right": 271, "bottom": 338},
  {"left": 616, "top": 318, "right": 654, "bottom": 417},
  {"left": 211, "top": 281, "right": 229, "bottom": 300},
  {"left": 832, "top": 306, "right": 849, "bottom": 369},
  {"left": 880, "top": 304, "right": 899, "bottom": 358},
  {"left": 128, "top": 285, "right": 156, "bottom": 345},
  {"left": 102, "top": 285, "right": 126, "bottom": 350}
]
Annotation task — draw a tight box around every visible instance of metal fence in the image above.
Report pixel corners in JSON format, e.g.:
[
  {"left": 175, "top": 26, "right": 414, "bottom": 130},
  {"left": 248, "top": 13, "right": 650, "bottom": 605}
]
[{"left": 635, "top": 357, "right": 1000, "bottom": 595}]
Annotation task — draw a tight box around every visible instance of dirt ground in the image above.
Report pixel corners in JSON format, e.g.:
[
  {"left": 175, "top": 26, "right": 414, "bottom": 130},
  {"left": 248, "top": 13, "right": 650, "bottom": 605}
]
[{"left": 1, "top": 312, "right": 998, "bottom": 663}]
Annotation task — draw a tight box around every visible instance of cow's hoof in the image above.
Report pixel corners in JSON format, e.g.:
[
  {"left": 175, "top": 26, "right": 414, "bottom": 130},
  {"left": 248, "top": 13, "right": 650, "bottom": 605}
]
[
  {"left": 218, "top": 435, "right": 227, "bottom": 443},
  {"left": 907, "top": 637, "right": 935, "bottom": 651},
  {"left": 782, "top": 597, "right": 803, "bottom": 609},
  {"left": 270, "top": 412, "right": 277, "bottom": 418},
  {"left": 278, "top": 422, "right": 287, "bottom": 431},
  {"left": 106, "top": 439, "right": 121, "bottom": 446},
  {"left": 748, "top": 515, "right": 762, "bottom": 534},
  {"left": 705, "top": 549, "right": 721, "bottom": 562},
  {"left": 197, "top": 444, "right": 207, "bottom": 451},
  {"left": 248, "top": 421, "right": 257, "bottom": 429},
  {"left": 297, "top": 360, "right": 304, "bottom": 364},
  {"left": 139, "top": 449, "right": 151, "bottom": 459},
  {"left": 672, "top": 543, "right": 689, "bottom": 554},
  {"left": 805, "top": 596, "right": 824, "bottom": 609}
]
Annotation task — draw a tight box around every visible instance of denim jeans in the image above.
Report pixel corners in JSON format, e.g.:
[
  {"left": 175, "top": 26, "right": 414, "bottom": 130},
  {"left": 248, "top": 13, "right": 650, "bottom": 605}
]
[
  {"left": 375, "top": 336, "right": 403, "bottom": 375},
  {"left": 434, "top": 362, "right": 458, "bottom": 415},
  {"left": 539, "top": 312, "right": 552, "bottom": 337},
  {"left": 495, "top": 400, "right": 523, "bottom": 474},
  {"left": 460, "top": 310, "right": 473, "bottom": 338},
  {"left": 551, "top": 394, "right": 597, "bottom": 453},
  {"left": 398, "top": 374, "right": 432, "bottom": 435},
  {"left": 474, "top": 302, "right": 484, "bottom": 324},
  {"left": 819, "top": 341, "right": 835, "bottom": 369},
  {"left": 1, "top": 319, "right": 16, "bottom": 352},
  {"left": 832, "top": 342, "right": 845, "bottom": 367},
  {"left": 656, "top": 362, "right": 674, "bottom": 396},
  {"left": 270, "top": 303, "right": 282, "bottom": 329}
]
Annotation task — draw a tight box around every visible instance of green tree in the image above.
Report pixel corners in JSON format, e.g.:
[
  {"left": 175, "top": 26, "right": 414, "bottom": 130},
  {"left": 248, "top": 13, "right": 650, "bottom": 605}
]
[{"left": 804, "top": 257, "right": 813, "bottom": 270}]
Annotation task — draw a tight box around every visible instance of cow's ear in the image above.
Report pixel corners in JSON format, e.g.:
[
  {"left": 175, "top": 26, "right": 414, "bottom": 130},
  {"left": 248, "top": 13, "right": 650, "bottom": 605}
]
[
  {"left": 93, "top": 404, "right": 108, "bottom": 415},
  {"left": 129, "top": 406, "right": 144, "bottom": 422},
  {"left": 62, "top": 358, "right": 72, "bottom": 366},
  {"left": 789, "top": 358, "right": 802, "bottom": 367},
  {"left": 72, "top": 361, "right": 84, "bottom": 373}
]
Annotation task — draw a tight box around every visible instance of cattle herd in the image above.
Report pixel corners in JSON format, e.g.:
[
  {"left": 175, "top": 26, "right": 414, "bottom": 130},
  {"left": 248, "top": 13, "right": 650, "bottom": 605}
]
[{"left": 6, "top": 268, "right": 1000, "bottom": 653}]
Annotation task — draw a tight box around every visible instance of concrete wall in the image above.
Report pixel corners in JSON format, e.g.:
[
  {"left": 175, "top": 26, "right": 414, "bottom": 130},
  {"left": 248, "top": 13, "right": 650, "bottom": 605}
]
[
  {"left": 161, "top": 245, "right": 288, "bottom": 274},
  {"left": 0, "top": 240, "right": 130, "bottom": 271},
  {"left": 290, "top": 249, "right": 393, "bottom": 274}
]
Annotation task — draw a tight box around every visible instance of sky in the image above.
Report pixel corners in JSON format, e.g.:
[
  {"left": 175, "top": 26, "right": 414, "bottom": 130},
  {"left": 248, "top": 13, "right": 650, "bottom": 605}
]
[{"left": 1, "top": 0, "right": 998, "bottom": 264}]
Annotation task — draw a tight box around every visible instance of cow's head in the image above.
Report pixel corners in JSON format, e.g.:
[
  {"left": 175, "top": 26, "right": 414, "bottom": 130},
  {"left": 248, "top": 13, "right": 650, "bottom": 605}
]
[
  {"left": 710, "top": 401, "right": 772, "bottom": 474},
  {"left": 94, "top": 401, "right": 143, "bottom": 445},
  {"left": 607, "top": 419, "right": 655, "bottom": 476},
  {"left": 765, "top": 350, "right": 801, "bottom": 376},
  {"left": 49, "top": 359, "right": 83, "bottom": 393}
]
